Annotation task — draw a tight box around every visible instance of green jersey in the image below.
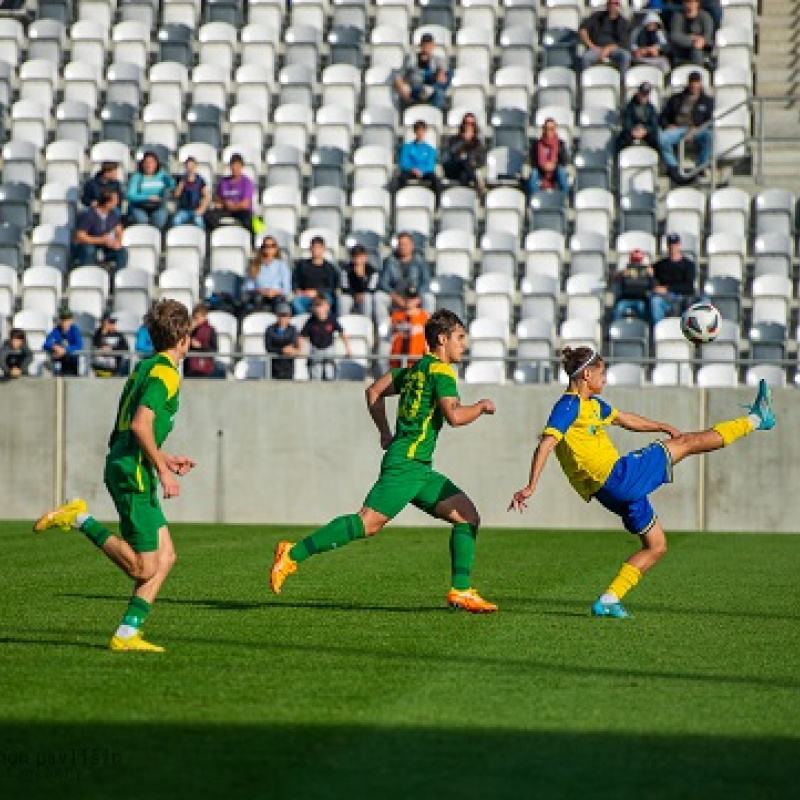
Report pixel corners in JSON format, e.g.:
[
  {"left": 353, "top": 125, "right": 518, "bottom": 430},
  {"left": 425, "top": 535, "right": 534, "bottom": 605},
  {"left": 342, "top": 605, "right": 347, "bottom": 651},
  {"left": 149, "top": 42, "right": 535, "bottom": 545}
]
[
  {"left": 106, "top": 353, "right": 181, "bottom": 492},
  {"left": 387, "top": 353, "right": 459, "bottom": 464}
]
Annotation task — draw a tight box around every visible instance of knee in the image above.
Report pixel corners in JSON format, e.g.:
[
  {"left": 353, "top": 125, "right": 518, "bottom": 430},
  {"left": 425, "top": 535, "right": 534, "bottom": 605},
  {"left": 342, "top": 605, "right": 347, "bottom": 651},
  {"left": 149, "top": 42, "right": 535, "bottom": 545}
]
[
  {"left": 162, "top": 549, "right": 177, "bottom": 572},
  {"left": 646, "top": 538, "right": 668, "bottom": 561},
  {"left": 133, "top": 560, "right": 158, "bottom": 581},
  {"left": 363, "top": 520, "right": 383, "bottom": 537}
]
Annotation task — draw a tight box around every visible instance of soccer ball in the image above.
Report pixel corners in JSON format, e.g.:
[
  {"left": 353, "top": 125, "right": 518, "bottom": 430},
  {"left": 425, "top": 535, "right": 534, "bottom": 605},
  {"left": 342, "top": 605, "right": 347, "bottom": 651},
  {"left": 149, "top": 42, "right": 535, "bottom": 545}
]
[{"left": 680, "top": 301, "right": 721, "bottom": 344}]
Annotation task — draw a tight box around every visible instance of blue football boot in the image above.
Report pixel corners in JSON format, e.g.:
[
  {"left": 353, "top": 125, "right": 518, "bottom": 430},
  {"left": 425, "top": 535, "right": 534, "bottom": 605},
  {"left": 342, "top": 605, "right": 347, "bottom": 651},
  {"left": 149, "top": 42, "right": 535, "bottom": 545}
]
[
  {"left": 591, "top": 598, "right": 633, "bottom": 619},
  {"left": 748, "top": 378, "right": 776, "bottom": 431}
]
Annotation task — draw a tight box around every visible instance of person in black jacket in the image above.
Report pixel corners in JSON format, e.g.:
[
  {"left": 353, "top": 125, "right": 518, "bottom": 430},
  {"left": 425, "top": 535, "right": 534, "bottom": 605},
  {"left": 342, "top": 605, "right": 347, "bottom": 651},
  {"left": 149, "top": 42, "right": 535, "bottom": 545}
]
[
  {"left": 291, "top": 235, "right": 341, "bottom": 316},
  {"left": 658, "top": 71, "right": 714, "bottom": 184},
  {"left": 0, "top": 328, "right": 32, "bottom": 379},
  {"left": 81, "top": 162, "right": 124, "bottom": 208},
  {"left": 442, "top": 113, "right": 486, "bottom": 190},
  {"left": 618, "top": 82, "right": 660, "bottom": 152},
  {"left": 91, "top": 313, "right": 130, "bottom": 377},
  {"left": 339, "top": 244, "right": 378, "bottom": 318},
  {"left": 650, "top": 233, "right": 697, "bottom": 324},
  {"left": 579, "top": 0, "right": 632, "bottom": 75},
  {"left": 265, "top": 302, "right": 301, "bottom": 380}
]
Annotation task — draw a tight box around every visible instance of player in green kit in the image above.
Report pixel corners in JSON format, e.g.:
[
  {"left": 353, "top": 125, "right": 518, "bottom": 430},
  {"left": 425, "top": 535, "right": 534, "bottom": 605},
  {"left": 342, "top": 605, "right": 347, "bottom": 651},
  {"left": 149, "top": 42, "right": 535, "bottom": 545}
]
[
  {"left": 33, "top": 300, "right": 196, "bottom": 652},
  {"left": 270, "top": 309, "right": 498, "bottom": 612}
]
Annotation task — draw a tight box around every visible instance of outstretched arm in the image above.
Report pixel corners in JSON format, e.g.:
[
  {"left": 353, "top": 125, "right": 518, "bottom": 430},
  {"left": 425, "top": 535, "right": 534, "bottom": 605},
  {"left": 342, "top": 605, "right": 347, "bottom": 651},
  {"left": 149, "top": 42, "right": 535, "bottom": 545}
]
[
  {"left": 438, "top": 396, "right": 496, "bottom": 428},
  {"left": 365, "top": 371, "right": 399, "bottom": 449},
  {"left": 508, "top": 434, "right": 558, "bottom": 513},
  {"left": 614, "top": 410, "right": 680, "bottom": 438}
]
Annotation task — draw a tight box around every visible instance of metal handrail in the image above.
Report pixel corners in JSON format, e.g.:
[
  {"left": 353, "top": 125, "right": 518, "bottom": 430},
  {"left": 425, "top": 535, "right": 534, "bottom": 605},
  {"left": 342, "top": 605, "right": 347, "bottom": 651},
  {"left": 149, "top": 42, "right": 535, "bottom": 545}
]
[{"left": 676, "top": 93, "right": 800, "bottom": 191}]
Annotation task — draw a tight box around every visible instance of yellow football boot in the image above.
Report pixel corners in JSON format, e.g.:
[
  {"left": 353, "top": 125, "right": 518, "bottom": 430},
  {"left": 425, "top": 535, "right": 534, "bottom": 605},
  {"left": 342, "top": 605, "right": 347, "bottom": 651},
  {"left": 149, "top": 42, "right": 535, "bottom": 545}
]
[
  {"left": 270, "top": 540, "right": 297, "bottom": 594},
  {"left": 33, "top": 498, "right": 88, "bottom": 532},
  {"left": 447, "top": 588, "right": 499, "bottom": 614},
  {"left": 109, "top": 632, "right": 165, "bottom": 653}
]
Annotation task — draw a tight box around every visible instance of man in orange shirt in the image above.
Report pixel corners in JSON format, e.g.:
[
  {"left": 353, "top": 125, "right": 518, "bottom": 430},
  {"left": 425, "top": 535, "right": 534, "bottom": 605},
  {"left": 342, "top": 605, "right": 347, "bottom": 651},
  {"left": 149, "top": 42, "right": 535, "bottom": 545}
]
[{"left": 390, "top": 286, "right": 430, "bottom": 368}]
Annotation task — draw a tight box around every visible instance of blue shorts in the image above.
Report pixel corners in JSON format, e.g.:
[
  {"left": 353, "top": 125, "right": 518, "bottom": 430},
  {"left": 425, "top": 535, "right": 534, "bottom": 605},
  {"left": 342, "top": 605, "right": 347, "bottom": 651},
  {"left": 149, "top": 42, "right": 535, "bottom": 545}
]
[{"left": 593, "top": 441, "right": 673, "bottom": 535}]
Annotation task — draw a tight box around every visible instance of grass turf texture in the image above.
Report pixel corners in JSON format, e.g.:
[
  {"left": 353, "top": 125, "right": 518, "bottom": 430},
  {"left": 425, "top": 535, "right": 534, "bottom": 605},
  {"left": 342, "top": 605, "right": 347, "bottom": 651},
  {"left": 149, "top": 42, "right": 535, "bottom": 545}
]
[{"left": 1, "top": 522, "right": 799, "bottom": 800}]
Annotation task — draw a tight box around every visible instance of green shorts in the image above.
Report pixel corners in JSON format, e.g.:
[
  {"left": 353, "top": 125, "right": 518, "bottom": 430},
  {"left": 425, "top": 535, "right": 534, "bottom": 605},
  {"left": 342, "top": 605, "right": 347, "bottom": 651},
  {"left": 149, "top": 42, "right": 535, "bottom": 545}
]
[
  {"left": 363, "top": 457, "right": 463, "bottom": 520},
  {"left": 104, "top": 463, "right": 166, "bottom": 553}
]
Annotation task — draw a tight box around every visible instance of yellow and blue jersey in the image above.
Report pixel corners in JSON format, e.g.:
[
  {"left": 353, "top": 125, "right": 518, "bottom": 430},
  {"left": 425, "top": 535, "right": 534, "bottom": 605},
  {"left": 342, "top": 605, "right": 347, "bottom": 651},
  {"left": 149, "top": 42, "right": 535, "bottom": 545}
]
[{"left": 543, "top": 392, "right": 620, "bottom": 501}]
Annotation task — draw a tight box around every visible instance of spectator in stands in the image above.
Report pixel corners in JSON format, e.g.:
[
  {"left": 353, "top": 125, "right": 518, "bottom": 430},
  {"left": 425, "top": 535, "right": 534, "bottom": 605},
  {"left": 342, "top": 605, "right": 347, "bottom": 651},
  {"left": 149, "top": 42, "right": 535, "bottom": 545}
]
[
  {"left": 443, "top": 113, "right": 486, "bottom": 191},
  {"left": 291, "top": 235, "right": 341, "bottom": 316},
  {"left": 375, "top": 232, "right": 434, "bottom": 326},
  {"left": 650, "top": 233, "right": 698, "bottom": 324},
  {"left": 205, "top": 153, "right": 255, "bottom": 233},
  {"left": 579, "top": 0, "right": 632, "bottom": 75},
  {"left": 0, "top": 327, "right": 32, "bottom": 380},
  {"left": 389, "top": 286, "right": 430, "bottom": 369},
  {"left": 73, "top": 189, "right": 128, "bottom": 272},
  {"left": 243, "top": 236, "right": 292, "bottom": 313},
  {"left": 397, "top": 120, "right": 439, "bottom": 195},
  {"left": 126, "top": 150, "right": 174, "bottom": 230},
  {"left": 135, "top": 318, "right": 154, "bottom": 356},
  {"left": 618, "top": 82, "right": 660, "bottom": 152},
  {"left": 394, "top": 32, "right": 450, "bottom": 110},
  {"left": 658, "top": 70, "right": 714, "bottom": 184},
  {"left": 612, "top": 249, "right": 654, "bottom": 322},
  {"left": 631, "top": 12, "right": 671, "bottom": 72},
  {"left": 172, "top": 156, "right": 210, "bottom": 230},
  {"left": 265, "top": 301, "right": 301, "bottom": 381},
  {"left": 44, "top": 308, "right": 83, "bottom": 377},
  {"left": 91, "top": 312, "right": 129, "bottom": 377},
  {"left": 340, "top": 244, "right": 378, "bottom": 318},
  {"left": 669, "top": 0, "right": 714, "bottom": 67},
  {"left": 184, "top": 303, "right": 223, "bottom": 378},
  {"left": 528, "top": 118, "right": 570, "bottom": 195},
  {"left": 81, "top": 161, "right": 123, "bottom": 209},
  {"left": 300, "top": 296, "right": 351, "bottom": 381}
]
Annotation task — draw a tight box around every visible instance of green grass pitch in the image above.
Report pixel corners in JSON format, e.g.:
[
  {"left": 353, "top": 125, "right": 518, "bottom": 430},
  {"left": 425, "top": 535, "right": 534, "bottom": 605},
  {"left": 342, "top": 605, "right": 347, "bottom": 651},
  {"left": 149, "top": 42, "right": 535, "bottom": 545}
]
[{"left": 1, "top": 521, "right": 799, "bottom": 800}]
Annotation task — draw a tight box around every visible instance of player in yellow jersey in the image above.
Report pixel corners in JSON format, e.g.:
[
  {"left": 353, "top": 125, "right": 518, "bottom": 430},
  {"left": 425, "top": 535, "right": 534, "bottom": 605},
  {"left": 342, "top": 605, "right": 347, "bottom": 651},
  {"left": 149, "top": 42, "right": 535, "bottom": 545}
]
[
  {"left": 509, "top": 346, "right": 776, "bottom": 618},
  {"left": 271, "top": 309, "right": 498, "bottom": 612},
  {"left": 33, "top": 300, "right": 196, "bottom": 651}
]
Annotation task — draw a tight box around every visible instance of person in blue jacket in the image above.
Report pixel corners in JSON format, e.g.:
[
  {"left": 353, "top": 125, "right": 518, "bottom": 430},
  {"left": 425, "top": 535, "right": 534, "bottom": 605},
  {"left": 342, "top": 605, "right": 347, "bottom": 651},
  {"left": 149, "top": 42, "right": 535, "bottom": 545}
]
[
  {"left": 127, "top": 151, "right": 175, "bottom": 230},
  {"left": 44, "top": 309, "right": 84, "bottom": 376},
  {"left": 397, "top": 120, "right": 439, "bottom": 195}
]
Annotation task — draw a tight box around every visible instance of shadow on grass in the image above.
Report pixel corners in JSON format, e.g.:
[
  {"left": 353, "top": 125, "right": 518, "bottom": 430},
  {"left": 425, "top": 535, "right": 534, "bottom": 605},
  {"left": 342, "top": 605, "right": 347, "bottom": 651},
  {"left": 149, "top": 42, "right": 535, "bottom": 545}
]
[
  {"left": 8, "top": 626, "right": 800, "bottom": 692},
  {"left": 0, "top": 636, "right": 106, "bottom": 651},
  {"left": 60, "top": 591, "right": 800, "bottom": 623},
  {"left": 0, "top": 722, "right": 797, "bottom": 800},
  {"left": 59, "top": 593, "right": 444, "bottom": 614}
]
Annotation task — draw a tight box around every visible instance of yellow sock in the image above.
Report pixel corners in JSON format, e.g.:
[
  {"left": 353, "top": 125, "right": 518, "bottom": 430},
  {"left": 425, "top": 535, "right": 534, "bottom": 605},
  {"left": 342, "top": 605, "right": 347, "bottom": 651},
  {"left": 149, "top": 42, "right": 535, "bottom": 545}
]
[
  {"left": 606, "top": 563, "right": 642, "bottom": 601},
  {"left": 712, "top": 417, "right": 755, "bottom": 446}
]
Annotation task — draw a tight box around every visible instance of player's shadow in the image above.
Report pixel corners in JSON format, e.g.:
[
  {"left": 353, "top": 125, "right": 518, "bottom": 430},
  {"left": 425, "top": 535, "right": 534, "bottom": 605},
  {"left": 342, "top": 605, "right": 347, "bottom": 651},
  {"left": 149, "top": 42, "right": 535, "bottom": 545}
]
[
  {"left": 0, "top": 635, "right": 107, "bottom": 651},
  {"left": 510, "top": 595, "right": 800, "bottom": 622},
  {"left": 59, "top": 593, "right": 444, "bottom": 614}
]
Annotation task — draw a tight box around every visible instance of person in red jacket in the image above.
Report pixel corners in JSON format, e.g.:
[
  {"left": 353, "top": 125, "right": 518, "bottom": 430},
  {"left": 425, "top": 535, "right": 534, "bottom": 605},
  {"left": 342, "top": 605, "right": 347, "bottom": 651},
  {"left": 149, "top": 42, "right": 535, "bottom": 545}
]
[{"left": 184, "top": 303, "right": 223, "bottom": 378}]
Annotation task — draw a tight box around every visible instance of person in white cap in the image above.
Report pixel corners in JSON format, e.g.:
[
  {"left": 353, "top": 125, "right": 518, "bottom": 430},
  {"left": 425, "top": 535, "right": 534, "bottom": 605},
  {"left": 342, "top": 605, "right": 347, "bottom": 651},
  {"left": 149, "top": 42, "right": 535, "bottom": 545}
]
[{"left": 631, "top": 11, "right": 670, "bottom": 72}]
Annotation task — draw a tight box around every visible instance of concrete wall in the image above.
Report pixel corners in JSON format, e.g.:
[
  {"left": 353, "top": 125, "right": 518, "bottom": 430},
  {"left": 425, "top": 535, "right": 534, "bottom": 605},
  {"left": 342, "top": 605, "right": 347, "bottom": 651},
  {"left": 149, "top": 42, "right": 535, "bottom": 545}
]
[{"left": 1, "top": 380, "right": 796, "bottom": 532}]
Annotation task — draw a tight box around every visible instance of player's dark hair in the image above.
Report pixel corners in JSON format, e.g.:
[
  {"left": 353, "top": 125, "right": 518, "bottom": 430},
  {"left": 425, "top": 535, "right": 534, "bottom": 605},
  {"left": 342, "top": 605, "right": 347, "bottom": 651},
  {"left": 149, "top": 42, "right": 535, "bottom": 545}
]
[
  {"left": 425, "top": 309, "right": 464, "bottom": 349},
  {"left": 562, "top": 346, "right": 602, "bottom": 380},
  {"left": 146, "top": 299, "right": 191, "bottom": 353}
]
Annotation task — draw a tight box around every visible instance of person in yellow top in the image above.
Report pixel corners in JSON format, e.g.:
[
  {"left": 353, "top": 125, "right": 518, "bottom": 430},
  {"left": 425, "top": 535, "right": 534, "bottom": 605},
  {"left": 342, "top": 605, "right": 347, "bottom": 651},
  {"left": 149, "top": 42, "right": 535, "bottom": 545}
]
[{"left": 509, "top": 346, "right": 776, "bottom": 619}]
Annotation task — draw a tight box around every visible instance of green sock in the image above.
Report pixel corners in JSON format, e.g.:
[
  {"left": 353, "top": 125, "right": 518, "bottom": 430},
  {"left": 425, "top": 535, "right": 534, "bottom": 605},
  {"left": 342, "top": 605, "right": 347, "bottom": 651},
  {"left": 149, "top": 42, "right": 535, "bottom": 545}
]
[
  {"left": 80, "top": 516, "right": 113, "bottom": 548},
  {"left": 450, "top": 523, "right": 478, "bottom": 591},
  {"left": 290, "top": 514, "right": 366, "bottom": 564},
  {"left": 121, "top": 596, "right": 151, "bottom": 630}
]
